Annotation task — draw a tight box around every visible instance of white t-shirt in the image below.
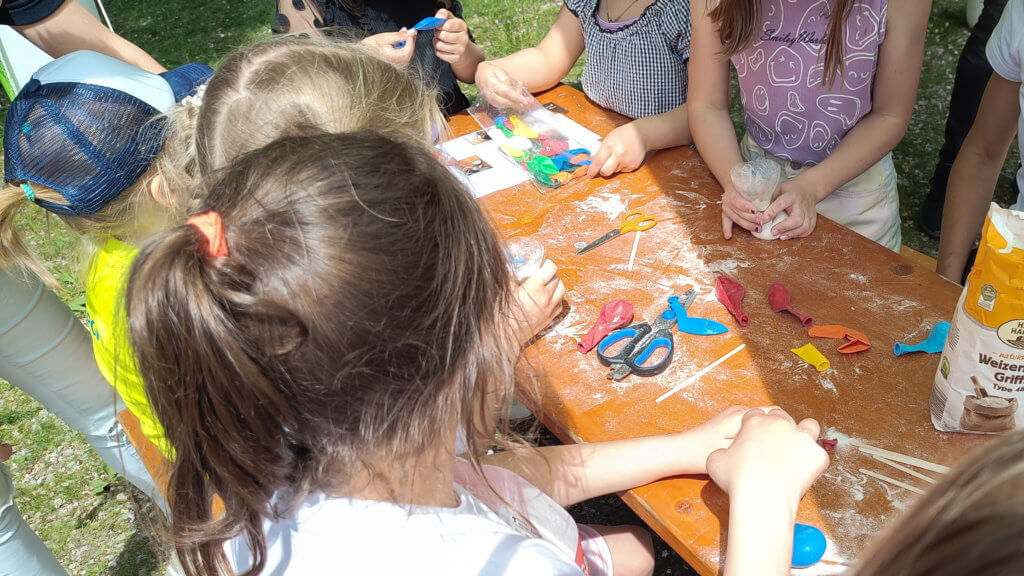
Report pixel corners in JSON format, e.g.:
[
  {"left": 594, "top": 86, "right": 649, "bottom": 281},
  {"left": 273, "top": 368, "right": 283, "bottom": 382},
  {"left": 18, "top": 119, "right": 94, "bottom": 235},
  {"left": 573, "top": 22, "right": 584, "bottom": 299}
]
[
  {"left": 228, "top": 463, "right": 589, "bottom": 576},
  {"left": 986, "top": 0, "right": 1024, "bottom": 210}
]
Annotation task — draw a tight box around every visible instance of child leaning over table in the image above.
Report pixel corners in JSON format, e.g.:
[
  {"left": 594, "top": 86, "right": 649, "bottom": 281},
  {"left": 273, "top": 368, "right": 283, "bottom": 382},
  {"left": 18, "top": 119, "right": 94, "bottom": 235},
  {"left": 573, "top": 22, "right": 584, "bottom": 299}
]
[
  {"left": 475, "top": 0, "right": 693, "bottom": 178},
  {"left": 688, "top": 0, "right": 931, "bottom": 251},
  {"left": 125, "top": 129, "right": 829, "bottom": 576}
]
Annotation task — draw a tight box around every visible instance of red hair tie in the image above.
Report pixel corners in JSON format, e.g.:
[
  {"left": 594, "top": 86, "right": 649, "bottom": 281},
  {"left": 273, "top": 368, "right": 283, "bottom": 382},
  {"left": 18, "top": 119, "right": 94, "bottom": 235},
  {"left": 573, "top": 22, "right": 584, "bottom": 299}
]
[{"left": 186, "top": 211, "right": 229, "bottom": 258}]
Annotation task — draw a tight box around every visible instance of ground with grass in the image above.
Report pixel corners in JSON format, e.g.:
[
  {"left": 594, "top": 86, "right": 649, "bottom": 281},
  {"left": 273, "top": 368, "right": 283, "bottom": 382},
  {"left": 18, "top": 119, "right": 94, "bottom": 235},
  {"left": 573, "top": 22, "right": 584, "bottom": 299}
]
[{"left": 0, "top": 1, "right": 1018, "bottom": 574}]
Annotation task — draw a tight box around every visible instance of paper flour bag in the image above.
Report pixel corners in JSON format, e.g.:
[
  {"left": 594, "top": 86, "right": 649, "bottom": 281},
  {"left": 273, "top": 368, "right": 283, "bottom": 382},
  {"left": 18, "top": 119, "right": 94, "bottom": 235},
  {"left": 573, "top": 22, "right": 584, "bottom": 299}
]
[{"left": 932, "top": 203, "right": 1024, "bottom": 434}]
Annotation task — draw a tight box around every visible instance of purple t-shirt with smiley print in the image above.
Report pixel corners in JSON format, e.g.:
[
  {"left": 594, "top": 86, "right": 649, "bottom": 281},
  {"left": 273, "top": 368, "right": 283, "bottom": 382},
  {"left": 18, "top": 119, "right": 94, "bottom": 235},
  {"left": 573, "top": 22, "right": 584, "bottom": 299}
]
[{"left": 731, "top": 0, "right": 887, "bottom": 165}]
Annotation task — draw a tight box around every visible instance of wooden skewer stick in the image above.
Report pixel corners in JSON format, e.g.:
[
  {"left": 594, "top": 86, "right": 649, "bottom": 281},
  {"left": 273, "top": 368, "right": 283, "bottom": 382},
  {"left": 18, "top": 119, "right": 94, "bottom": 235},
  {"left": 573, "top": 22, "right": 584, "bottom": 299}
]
[
  {"left": 860, "top": 468, "right": 926, "bottom": 495},
  {"left": 851, "top": 440, "right": 951, "bottom": 474},
  {"left": 627, "top": 231, "right": 642, "bottom": 271},
  {"left": 655, "top": 344, "right": 746, "bottom": 403},
  {"left": 873, "top": 455, "right": 937, "bottom": 484}
]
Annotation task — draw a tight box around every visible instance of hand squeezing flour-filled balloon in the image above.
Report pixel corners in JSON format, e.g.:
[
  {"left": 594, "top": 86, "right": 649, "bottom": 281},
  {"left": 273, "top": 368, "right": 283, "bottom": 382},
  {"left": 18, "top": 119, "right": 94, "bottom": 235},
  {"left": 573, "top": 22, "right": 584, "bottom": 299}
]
[{"left": 730, "top": 159, "right": 784, "bottom": 240}]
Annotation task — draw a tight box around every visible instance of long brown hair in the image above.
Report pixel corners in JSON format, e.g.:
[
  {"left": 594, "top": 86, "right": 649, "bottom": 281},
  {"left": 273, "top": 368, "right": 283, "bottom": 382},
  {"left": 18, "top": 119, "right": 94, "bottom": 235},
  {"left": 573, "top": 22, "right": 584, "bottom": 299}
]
[
  {"left": 854, "top": 431, "right": 1024, "bottom": 575},
  {"left": 707, "top": 0, "right": 855, "bottom": 87},
  {"left": 127, "top": 132, "right": 518, "bottom": 576}
]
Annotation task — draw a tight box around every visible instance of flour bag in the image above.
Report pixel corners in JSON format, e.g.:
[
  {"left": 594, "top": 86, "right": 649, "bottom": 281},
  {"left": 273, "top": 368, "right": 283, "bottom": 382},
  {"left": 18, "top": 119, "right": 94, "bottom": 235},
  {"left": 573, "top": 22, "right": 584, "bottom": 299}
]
[{"left": 932, "top": 204, "right": 1024, "bottom": 434}]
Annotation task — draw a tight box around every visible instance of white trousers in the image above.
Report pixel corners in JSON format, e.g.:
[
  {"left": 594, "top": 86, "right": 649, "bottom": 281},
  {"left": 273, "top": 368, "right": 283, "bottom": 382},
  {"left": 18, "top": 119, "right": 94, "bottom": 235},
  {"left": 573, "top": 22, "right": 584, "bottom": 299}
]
[{"left": 0, "top": 270, "right": 164, "bottom": 574}]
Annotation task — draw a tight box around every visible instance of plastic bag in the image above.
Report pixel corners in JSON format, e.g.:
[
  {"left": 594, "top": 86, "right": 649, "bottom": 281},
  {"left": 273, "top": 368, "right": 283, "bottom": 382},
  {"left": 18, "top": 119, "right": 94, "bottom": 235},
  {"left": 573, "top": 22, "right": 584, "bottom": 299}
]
[
  {"left": 468, "top": 90, "right": 593, "bottom": 190},
  {"left": 932, "top": 203, "right": 1024, "bottom": 434},
  {"left": 730, "top": 159, "right": 785, "bottom": 240}
]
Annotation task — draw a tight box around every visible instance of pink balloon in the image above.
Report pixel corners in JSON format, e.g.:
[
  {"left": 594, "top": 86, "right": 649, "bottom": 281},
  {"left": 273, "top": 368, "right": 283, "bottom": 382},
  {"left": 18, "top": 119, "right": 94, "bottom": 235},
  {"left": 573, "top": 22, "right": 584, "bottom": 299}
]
[{"left": 578, "top": 300, "right": 634, "bottom": 354}]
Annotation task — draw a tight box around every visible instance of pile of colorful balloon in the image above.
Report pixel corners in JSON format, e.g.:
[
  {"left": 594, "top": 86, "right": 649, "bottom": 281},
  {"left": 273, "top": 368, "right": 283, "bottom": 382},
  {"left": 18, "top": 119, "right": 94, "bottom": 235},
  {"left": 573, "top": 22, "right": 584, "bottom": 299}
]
[{"left": 491, "top": 115, "right": 592, "bottom": 189}]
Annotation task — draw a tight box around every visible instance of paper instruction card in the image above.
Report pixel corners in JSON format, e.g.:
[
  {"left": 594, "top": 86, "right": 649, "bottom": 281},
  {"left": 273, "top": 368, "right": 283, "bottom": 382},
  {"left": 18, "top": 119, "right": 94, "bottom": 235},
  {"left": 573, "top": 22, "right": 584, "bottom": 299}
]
[
  {"left": 439, "top": 112, "right": 603, "bottom": 198},
  {"left": 439, "top": 129, "right": 531, "bottom": 199}
]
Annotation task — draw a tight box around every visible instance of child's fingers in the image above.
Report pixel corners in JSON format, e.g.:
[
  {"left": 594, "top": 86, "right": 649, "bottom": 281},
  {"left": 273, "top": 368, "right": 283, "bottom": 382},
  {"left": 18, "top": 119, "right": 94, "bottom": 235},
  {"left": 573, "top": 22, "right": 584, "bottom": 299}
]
[
  {"left": 522, "top": 259, "right": 559, "bottom": 288},
  {"left": 722, "top": 204, "right": 757, "bottom": 232},
  {"left": 587, "top": 145, "right": 613, "bottom": 178},
  {"left": 437, "top": 17, "right": 467, "bottom": 35},
  {"left": 434, "top": 8, "right": 453, "bottom": 19},
  {"left": 770, "top": 211, "right": 806, "bottom": 238},
  {"left": 721, "top": 212, "right": 735, "bottom": 239},
  {"left": 761, "top": 194, "right": 792, "bottom": 223},
  {"left": 796, "top": 418, "right": 821, "bottom": 440},
  {"left": 599, "top": 154, "right": 621, "bottom": 177},
  {"left": 435, "top": 29, "right": 468, "bottom": 45}
]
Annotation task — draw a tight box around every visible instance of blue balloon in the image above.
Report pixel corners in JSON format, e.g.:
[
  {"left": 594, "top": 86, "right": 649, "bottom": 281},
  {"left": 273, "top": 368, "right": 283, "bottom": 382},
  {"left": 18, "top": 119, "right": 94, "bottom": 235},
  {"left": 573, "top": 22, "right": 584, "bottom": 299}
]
[{"left": 792, "top": 523, "right": 827, "bottom": 568}]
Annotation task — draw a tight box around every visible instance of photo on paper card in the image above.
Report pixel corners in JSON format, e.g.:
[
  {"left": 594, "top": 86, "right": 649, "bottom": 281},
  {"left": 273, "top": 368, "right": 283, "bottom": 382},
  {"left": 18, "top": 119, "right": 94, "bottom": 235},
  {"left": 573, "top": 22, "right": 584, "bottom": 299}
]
[
  {"left": 457, "top": 156, "right": 492, "bottom": 176},
  {"left": 543, "top": 102, "right": 568, "bottom": 114},
  {"left": 466, "top": 130, "right": 491, "bottom": 145}
]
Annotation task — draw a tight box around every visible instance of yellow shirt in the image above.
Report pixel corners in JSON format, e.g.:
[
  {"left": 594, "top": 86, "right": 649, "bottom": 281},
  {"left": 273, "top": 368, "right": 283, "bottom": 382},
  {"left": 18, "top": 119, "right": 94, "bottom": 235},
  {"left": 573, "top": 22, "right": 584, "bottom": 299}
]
[{"left": 86, "top": 237, "right": 173, "bottom": 459}]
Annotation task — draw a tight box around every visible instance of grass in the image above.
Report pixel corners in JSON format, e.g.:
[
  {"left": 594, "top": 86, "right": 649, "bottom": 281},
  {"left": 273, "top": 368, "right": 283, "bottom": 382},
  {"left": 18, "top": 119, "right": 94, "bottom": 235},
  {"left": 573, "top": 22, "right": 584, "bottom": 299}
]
[{"left": 0, "top": 0, "right": 1017, "bottom": 573}]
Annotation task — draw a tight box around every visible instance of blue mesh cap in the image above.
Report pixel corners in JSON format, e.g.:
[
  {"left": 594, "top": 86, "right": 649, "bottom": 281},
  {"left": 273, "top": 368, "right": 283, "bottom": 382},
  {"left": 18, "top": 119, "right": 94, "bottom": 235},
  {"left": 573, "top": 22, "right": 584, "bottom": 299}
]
[{"left": 4, "top": 51, "right": 213, "bottom": 217}]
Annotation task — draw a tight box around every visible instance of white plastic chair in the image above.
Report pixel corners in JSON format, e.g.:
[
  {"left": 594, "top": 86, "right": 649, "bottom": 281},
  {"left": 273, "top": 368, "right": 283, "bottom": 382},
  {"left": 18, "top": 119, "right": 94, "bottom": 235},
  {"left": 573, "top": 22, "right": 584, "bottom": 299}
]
[{"left": 0, "top": 0, "right": 113, "bottom": 99}]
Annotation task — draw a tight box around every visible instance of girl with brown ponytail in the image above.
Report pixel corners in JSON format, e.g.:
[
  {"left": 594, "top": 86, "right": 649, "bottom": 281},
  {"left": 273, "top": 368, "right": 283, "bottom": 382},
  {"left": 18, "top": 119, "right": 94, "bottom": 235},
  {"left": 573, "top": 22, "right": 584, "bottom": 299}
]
[{"left": 128, "top": 131, "right": 828, "bottom": 576}]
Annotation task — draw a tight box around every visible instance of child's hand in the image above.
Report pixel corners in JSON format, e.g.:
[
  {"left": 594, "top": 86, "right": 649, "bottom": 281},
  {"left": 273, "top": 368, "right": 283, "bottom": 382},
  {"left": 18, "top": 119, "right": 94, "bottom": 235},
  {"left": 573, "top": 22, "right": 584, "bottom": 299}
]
[
  {"left": 760, "top": 178, "right": 819, "bottom": 240},
  {"left": 476, "top": 62, "right": 532, "bottom": 109},
  {"left": 433, "top": 10, "right": 472, "bottom": 67},
  {"left": 721, "top": 184, "right": 761, "bottom": 239},
  {"left": 588, "top": 122, "right": 647, "bottom": 178},
  {"left": 361, "top": 29, "right": 417, "bottom": 68},
  {"left": 513, "top": 259, "right": 566, "bottom": 345},
  {"left": 675, "top": 405, "right": 772, "bottom": 473},
  {"left": 706, "top": 408, "right": 828, "bottom": 506}
]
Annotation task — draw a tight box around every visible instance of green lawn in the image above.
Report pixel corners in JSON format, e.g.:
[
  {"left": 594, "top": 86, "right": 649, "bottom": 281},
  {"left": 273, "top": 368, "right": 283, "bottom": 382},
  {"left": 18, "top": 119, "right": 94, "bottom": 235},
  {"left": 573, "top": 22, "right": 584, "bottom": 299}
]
[{"left": 0, "top": 0, "right": 1017, "bottom": 574}]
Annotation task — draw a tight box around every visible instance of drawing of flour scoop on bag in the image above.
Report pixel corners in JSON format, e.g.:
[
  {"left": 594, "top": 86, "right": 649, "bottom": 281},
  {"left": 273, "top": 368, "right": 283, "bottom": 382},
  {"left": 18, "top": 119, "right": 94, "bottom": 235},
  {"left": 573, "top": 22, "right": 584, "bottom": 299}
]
[{"left": 961, "top": 376, "right": 1018, "bottom": 433}]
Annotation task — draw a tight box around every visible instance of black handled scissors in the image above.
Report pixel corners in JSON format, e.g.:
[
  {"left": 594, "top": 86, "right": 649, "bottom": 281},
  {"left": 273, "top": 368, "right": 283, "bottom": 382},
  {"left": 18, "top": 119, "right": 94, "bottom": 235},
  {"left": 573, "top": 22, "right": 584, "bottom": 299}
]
[{"left": 596, "top": 308, "right": 675, "bottom": 380}]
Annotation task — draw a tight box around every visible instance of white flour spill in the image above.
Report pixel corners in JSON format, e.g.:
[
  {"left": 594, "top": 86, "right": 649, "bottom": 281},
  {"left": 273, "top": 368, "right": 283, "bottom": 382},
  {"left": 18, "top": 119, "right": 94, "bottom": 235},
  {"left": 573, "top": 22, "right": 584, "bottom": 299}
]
[
  {"left": 543, "top": 305, "right": 587, "bottom": 348},
  {"left": 818, "top": 371, "right": 839, "bottom": 394},
  {"left": 574, "top": 192, "right": 628, "bottom": 221},
  {"left": 707, "top": 258, "right": 753, "bottom": 277}
]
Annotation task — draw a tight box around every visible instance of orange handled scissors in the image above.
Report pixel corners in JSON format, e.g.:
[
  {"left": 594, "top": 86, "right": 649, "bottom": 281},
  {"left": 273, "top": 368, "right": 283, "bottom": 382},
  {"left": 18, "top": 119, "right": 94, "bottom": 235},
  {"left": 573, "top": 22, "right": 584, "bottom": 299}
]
[{"left": 576, "top": 210, "right": 658, "bottom": 255}]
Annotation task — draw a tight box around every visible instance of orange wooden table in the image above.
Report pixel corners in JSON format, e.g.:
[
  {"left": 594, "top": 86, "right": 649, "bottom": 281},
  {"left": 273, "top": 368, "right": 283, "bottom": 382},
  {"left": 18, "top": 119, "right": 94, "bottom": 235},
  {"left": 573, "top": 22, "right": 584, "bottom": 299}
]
[{"left": 450, "top": 85, "right": 992, "bottom": 574}]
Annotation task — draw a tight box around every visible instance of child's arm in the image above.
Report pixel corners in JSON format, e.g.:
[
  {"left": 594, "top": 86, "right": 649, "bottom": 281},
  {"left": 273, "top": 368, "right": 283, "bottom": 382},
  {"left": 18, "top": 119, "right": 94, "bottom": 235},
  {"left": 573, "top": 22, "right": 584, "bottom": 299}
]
[
  {"left": 707, "top": 409, "right": 828, "bottom": 576},
  {"left": 587, "top": 103, "right": 692, "bottom": 178},
  {"left": 759, "top": 1, "right": 931, "bottom": 240},
  {"left": 482, "top": 405, "right": 758, "bottom": 507},
  {"left": 433, "top": 8, "right": 485, "bottom": 83},
  {"left": 18, "top": 0, "right": 165, "bottom": 73},
  {"left": 687, "top": 0, "right": 760, "bottom": 238},
  {"left": 475, "top": 6, "right": 585, "bottom": 108},
  {"left": 936, "top": 73, "right": 1021, "bottom": 281}
]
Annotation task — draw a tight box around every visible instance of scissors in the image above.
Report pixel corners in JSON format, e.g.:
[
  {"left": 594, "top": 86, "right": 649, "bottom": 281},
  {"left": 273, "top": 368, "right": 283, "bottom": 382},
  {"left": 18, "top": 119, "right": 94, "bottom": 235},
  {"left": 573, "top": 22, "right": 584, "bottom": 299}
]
[
  {"left": 576, "top": 210, "right": 657, "bottom": 255},
  {"left": 597, "top": 307, "right": 675, "bottom": 380}
]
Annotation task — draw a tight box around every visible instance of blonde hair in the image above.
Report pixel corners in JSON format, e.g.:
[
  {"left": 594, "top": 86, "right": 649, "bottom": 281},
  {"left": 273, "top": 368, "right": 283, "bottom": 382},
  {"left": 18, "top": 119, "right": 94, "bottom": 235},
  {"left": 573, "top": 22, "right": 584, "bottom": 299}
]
[
  {"left": 854, "top": 431, "right": 1024, "bottom": 575},
  {"left": 0, "top": 156, "right": 185, "bottom": 288},
  {"left": 1, "top": 36, "right": 444, "bottom": 289},
  {"left": 182, "top": 36, "right": 446, "bottom": 180}
]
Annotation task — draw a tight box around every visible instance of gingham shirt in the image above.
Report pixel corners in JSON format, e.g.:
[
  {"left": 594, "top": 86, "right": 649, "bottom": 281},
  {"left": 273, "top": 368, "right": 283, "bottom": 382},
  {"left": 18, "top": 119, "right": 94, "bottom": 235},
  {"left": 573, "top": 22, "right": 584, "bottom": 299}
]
[{"left": 565, "top": 0, "right": 692, "bottom": 120}]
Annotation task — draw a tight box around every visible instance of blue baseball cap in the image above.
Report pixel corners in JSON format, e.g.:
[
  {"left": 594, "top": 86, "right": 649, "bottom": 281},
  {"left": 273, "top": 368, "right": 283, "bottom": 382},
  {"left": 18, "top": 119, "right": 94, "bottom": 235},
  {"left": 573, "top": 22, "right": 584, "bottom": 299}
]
[{"left": 3, "top": 51, "right": 213, "bottom": 217}]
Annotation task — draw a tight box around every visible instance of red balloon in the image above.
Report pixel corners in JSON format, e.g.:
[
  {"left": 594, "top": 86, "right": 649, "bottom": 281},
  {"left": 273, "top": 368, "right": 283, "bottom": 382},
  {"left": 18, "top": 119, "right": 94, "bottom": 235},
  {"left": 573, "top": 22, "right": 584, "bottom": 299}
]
[{"left": 578, "top": 300, "right": 634, "bottom": 354}]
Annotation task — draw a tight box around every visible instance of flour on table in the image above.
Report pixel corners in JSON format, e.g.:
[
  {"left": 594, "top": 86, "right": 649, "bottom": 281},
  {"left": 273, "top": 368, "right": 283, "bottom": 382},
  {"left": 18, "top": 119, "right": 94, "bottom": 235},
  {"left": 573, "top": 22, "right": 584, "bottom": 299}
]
[
  {"left": 574, "top": 192, "right": 628, "bottom": 221},
  {"left": 543, "top": 305, "right": 587, "bottom": 348}
]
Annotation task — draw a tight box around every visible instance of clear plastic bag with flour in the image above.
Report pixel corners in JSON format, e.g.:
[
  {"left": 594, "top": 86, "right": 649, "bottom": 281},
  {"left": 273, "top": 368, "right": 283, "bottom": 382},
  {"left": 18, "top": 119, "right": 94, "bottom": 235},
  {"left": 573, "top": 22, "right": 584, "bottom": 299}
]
[{"left": 730, "top": 159, "right": 785, "bottom": 240}]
